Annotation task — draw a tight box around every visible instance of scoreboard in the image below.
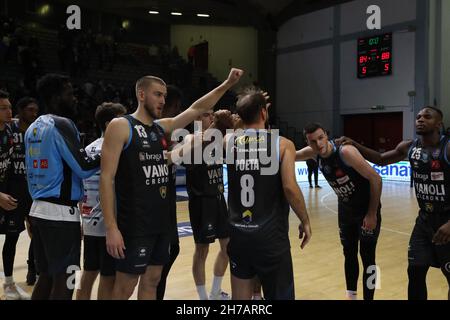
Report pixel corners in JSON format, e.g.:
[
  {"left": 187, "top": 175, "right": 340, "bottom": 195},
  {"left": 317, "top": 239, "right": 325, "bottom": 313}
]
[{"left": 357, "top": 33, "right": 392, "bottom": 78}]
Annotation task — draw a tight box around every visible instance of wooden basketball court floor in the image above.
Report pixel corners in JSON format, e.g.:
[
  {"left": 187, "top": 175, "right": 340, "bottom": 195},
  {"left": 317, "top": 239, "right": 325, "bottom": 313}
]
[{"left": 0, "top": 181, "right": 448, "bottom": 300}]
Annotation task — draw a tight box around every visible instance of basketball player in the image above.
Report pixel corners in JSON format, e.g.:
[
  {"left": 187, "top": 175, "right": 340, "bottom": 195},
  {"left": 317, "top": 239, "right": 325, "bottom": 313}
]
[
  {"left": 6, "top": 97, "right": 39, "bottom": 293},
  {"left": 227, "top": 102, "right": 265, "bottom": 301},
  {"left": 296, "top": 123, "right": 382, "bottom": 300},
  {"left": 76, "top": 102, "right": 126, "bottom": 300},
  {"left": 223, "top": 88, "right": 312, "bottom": 300},
  {"left": 8, "top": 97, "right": 39, "bottom": 286},
  {"left": 157, "top": 85, "right": 182, "bottom": 300},
  {"left": 184, "top": 110, "right": 230, "bottom": 300},
  {"left": 338, "top": 106, "right": 449, "bottom": 300},
  {"left": 100, "top": 68, "right": 243, "bottom": 300},
  {"left": 26, "top": 74, "right": 100, "bottom": 300},
  {"left": 0, "top": 89, "right": 21, "bottom": 299}
]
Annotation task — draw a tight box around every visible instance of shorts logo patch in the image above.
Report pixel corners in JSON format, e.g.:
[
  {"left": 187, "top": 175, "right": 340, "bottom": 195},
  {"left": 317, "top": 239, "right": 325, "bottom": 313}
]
[
  {"left": 138, "top": 247, "right": 147, "bottom": 258},
  {"left": 445, "top": 262, "right": 450, "bottom": 273}
]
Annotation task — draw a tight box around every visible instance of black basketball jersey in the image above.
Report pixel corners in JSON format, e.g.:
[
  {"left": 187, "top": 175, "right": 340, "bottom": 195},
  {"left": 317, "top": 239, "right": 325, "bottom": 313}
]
[
  {"left": 186, "top": 143, "right": 224, "bottom": 197},
  {"left": 318, "top": 142, "right": 371, "bottom": 212},
  {"left": 408, "top": 136, "right": 449, "bottom": 213},
  {"left": 115, "top": 116, "right": 170, "bottom": 237},
  {"left": 0, "top": 124, "right": 13, "bottom": 192},
  {"left": 9, "top": 120, "right": 27, "bottom": 181},
  {"left": 7, "top": 120, "right": 32, "bottom": 207},
  {"left": 227, "top": 130, "right": 290, "bottom": 252}
]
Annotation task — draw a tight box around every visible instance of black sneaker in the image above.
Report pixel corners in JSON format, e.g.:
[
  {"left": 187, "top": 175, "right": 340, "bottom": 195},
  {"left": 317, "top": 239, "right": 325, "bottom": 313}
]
[
  {"left": 26, "top": 269, "right": 36, "bottom": 286},
  {"left": 315, "top": 185, "right": 322, "bottom": 188},
  {"left": 309, "top": 185, "right": 313, "bottom": 188}
]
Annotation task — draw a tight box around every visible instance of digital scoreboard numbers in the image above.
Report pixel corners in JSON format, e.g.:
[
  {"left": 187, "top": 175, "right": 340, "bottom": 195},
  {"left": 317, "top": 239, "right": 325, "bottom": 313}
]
[{"left": 357, "top": 33, "right": 392, "bottom": 78}]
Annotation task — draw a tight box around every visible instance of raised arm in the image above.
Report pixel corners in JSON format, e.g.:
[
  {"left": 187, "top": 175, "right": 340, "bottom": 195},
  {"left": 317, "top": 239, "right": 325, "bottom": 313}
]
[
  {"left": 99, "top": 118, "right": 129, "bottom": 259},
  {"left": 158, "top": 68, "right": 243, "bottom": 134},
  {"left": 280, "top": 137, "right": 311, "bottom": 249},
  {"left": 168, "top": 133, "right": 203, "bottom": 165},
  {"left": 295, "top": 146, "right": 316, "bottom": 161},
  {"left": 53, "top": 117, "right": 100, "bottom": 178},
  {"left": 336, "top": 136, "right": 413, "bottom": 166}
]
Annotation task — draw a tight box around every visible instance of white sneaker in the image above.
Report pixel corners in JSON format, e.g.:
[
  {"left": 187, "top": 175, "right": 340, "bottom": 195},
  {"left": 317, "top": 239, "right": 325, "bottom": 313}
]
[
  {"left": 209, "top": 291, "right": 230, "bottom": 300},
  {"left": 17, "top": 286, "right": 31, "bottom": 300},
  {"left": 3, "top": 283, "right": 21, "bottom": 300}
]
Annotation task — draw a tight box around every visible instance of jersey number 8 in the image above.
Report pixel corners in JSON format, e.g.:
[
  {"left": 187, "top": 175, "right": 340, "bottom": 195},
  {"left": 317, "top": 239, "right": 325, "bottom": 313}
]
[{"left": 240, "top": 174, "right": 255, "bottom": 207}]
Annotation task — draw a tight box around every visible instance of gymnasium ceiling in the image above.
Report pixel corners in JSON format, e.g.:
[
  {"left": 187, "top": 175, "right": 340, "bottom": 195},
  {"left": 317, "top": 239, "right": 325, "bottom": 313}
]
[{"left": 54, "top": 0, "right": 354, "bottom": 29}]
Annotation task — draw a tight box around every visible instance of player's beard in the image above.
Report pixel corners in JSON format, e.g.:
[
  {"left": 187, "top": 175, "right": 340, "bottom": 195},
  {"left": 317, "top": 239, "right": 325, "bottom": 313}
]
[{"left": 144, "top": 101, "right": 160, "bottom": 120}]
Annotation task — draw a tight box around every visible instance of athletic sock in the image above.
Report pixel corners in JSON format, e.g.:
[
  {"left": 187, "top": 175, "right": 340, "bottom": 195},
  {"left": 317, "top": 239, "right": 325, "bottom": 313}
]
[
  {"left": 210, "top": 276, "right": 223, "bottom": 295},
  {"left": 346, "top": 290, "right": 357, "bottom": 300},
  {"left": 4, "top": 276, "right": 14, "bottom": 285},
  {"left": 252, "top": 293, "right": 262, "bottom": 300},
  {"left": 196, "top": 285, "right": 208, "bottom": 300}
]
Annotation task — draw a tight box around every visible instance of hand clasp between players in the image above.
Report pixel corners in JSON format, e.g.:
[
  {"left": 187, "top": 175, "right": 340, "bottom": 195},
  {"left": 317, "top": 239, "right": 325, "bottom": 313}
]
[{"left": 0, "top": 192, "right": 18, "bottom": 211}]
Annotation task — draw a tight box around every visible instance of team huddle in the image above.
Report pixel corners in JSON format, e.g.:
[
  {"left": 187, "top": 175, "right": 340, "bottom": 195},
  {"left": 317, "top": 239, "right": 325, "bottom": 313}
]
[{"left": 0, "top": 67, "right": 448, "bottom": 300}]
